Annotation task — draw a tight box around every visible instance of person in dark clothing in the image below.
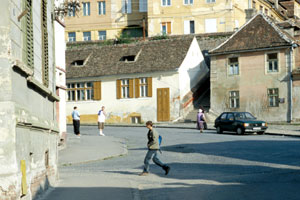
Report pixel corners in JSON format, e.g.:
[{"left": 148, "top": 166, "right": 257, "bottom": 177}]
[{"left": 139, "top": 121, "right": 170, "bottom": 176}]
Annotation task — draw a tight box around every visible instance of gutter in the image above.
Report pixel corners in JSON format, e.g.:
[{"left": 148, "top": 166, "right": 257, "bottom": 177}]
[{"left": 288, "top": 43, "right": 298, "bottom": 122}]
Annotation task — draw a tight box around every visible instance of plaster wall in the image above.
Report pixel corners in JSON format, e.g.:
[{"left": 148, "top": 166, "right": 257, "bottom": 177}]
[
  {"left": 211, "top": 49, "right": 290, "bottom": 122},
  {"left": 64, "top": 0, "right": 147, "bottom": 41},
  {"left": 66, "top": 71, "right": 181, "bottom": 123},
  {"left": 0, "top": 0, "right": 59, "bottom": 199},
  {"left": 147, "top": 0, "right": 246, "bottom": 36}
]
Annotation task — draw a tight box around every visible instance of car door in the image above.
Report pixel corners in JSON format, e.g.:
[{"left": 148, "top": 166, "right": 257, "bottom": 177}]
[
  {"left": 224, "top": 113, "right": 235, "bottom": 131},
  {"left": 217, "top": 113, "right": 227, "bottom": 130}
]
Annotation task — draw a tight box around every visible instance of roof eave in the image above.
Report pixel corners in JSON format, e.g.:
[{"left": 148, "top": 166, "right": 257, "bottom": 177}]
[{"left": 209, "top": 45, "right": 293, "bottom": 56}]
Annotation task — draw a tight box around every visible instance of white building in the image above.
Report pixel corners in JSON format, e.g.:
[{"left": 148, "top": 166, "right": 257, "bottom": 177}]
[
  {"left": 65, "top": 37, "right": 209, "bottom": 124},
  {"left": 54, "top": 0, "right": 67, "bottom": 144},
  {"left": 0, "top": 0, "right": 59, "bottom": 199}
]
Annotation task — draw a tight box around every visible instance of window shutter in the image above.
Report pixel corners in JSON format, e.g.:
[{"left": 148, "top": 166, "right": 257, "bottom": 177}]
[
  {"left": 167, "top": 22, "right": 171, "bottom": 34},
  {"left": 116, "top": 80, "right": 121, "bottom": 99},
  {"left": 135, "top": 78, "right": 140, "bottom": 98},
  {"left": 93, "top": 81, "right": 102, "bottom": 100},
  {"left": 147, "top": 77, "right": 152, "bottom": 97},
  {"left": 129, "top": 79, "right": 134, "bottom": 98}
]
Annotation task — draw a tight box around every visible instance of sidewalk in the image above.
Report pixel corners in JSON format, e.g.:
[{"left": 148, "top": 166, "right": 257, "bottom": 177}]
[
  {"left": 59, "top": 133, "right": 128, "bottom": 166},
  {"left": 103, "top": 122, "right": 300, "bottom": 137}
]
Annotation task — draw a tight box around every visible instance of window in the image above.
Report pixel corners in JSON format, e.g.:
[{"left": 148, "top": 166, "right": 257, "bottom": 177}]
[
  {"left": 205, "top": 19, "right": 217, "bottom": 33},
  {"left": 120, "top": 55, "right": 136, "bottom": 62},
  {"left": 67, "top": 82, "right": 100, "bottom": 101},
  {"left": 259, "top": 5, "right": 263, "bottom": 13},
  {"left": 268, "top": 88, "right": 279, "bottom": 107},
  {"left": 98, "top": 1, "right": 106, "bottom": 15},
  {"left": 98, "top": 31, "right": 106, "bottom": 40},
  {"left": 139, "top": 0, "right": 147, "bottom": 12},
  {"left": 267, "top": 53, "right": 278, "bottom": 72},
  {"left": 41, "top": 0, "right": 49, "bottom": 87},
  {"left": 229, "top": 91, "right": 239, "bottom": 108},
  {"left": 122, "top": 0, "right": 132, "bottom": 13},
  {"left": 161, "top": 22, "right": 171, "bottom": 35},
  {"left": 121, "top": 79, "right": 130, "bottom": 98},
  {"left": 227, "top": 113, "right": 234, "bottom": 120},
  {"left": 71, "top": 60, "right": 84, "bottom": 66},
  {"left": 265, "top": 8, "right": 268, "bottom": 15},
  {"left": 68, "top": 6, "right": 76, "bottom": 17},
  {"left": 228, "top": 57, "right": 239, "bottom": 75},
  {"left": 83, "top": 31, "right": 91, "bottom": 41},
  {"left": 24, "top": 0, "right": 34, "bottom": 69},
  {"left": 68, "top": 32, "right": 76, "bottom": 42},
  {"left": 220, "top": 113, "right": 227, "bottom": 120},
  {"left": 184, "top": 20, "right": 195, "bottom": 34},
  {"left": 162, "top": 0, "right": 171, "bottom": 6},
  {"left": 206, "top": 0, "right": 216, "bottom": 3},
  {"left": 140, "top": 78, "right": 148, "bottom": 97},
  {"left": 252, "top": 1, "right": 256, "bottom": 9},
  {"left": 184, "top": 0, "right": 193, "bottom": 5},
  {"left": 135, "top": 77, "right": 152, "bottom": 98},
  {"left": 83, "top": 2, "right": 90, "bottom": 16}
]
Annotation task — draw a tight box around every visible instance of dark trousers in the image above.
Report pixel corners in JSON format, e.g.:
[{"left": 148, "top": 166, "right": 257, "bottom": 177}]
[
  {"left": 73, "top": 120, "right": 80, "bottom": 135},
  {"left": 143, "top": 149, "right": 166, "bottom": 173}
]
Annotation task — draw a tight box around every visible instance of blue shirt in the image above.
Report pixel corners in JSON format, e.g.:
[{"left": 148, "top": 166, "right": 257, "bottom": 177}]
[{"left": 72, "top": 110, "right": 80, "bottom": 120}]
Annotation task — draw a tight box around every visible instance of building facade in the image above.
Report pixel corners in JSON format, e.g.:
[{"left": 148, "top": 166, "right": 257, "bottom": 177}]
[
  {"left": 209, "top": 14, "right": 300, "bottom": 122},
  {"left": 0, "top": 0, "right": 59, "bottom": 199},
  {"left": 64, "top": 0, "right": 147, "bottom": 42},
  {"left": 64, "top": 0, "right": 297, "bottom": 42},
  {"left": 65, "top": 37, "right": 209, "bottom": 123}
]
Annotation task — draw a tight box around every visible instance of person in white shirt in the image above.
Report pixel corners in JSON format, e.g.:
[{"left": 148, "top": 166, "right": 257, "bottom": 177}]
[
  {"left": 98, "top": 106, "right": 106, "bottom": 136},
  {"left": 72, "top": 106, "right": 80, "bottom": 137}
]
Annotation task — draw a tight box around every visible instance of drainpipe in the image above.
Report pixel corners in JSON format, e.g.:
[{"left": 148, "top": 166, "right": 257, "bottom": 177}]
[{"left": 287, "top": 44, "right": 296, "bottom": 122}]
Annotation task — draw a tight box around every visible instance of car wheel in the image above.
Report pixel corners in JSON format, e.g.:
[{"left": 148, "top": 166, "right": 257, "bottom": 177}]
[
  {"left": 236, "top": 127, "right": 244, "bottom": 135},
  {"left": 216, "top": 126, "right": 223, "bottom": 134},
  {"left": 257, "top": 131, "right": 265, "bottom": 135}
]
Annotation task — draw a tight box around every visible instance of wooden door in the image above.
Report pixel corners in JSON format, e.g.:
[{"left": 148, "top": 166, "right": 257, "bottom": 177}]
[{"left": 157, "top": 88, "right": 170, "bottom": 121}]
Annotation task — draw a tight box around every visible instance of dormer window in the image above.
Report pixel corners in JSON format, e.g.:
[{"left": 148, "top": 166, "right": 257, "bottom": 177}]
[
  {"left": 120, "top": 55, "right": 136, "bottom": 62},
  {"left": 71, "top": 60, "right": 84, "bottom": 66}
]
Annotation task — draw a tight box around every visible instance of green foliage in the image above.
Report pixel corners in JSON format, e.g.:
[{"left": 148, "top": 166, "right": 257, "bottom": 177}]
[{"left": 151, "top": 34, "right": 169, "bottom": 40}]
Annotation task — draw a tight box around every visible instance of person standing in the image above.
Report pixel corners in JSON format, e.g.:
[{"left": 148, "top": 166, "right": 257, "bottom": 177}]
[
  {"left": 140, "top": 121, "right": 170, "bottom": 176},
  {"left": 197, "top": 107, "right": 206, "bottom": 133},
  {"left": 98, "top": 106, "right": 106, "bottom": 136},
  {"left": 72, "top": 106, "right": 80, "bottom": 137}
]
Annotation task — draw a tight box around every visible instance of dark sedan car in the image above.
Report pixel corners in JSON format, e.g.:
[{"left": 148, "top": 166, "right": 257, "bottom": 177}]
[{"left": 214, "top": 112, "right": 268, "bottom": 135}]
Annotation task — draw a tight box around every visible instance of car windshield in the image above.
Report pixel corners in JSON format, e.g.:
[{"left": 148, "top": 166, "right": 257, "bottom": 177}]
[{"left": 234, "top": 112, "right": 256, "bottom": 120}]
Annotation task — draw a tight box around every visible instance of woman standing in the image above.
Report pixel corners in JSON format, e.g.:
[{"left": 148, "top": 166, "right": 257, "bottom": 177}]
[{"left": 197, "top": 107, "right": 206, "bottom": 133}]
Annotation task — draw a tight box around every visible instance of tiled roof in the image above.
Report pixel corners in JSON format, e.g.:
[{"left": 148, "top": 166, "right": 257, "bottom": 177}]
[
  {"left": 66, "top": 37, "right": 194, "bottom": 79},
  {"left": 210, "top": 14, "right": 295, "bottom": 55}
]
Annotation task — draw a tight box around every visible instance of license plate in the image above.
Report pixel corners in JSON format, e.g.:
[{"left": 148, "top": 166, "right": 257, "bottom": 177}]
[{"left": 253, "top": 127, "right": 261, "bottom": 130}]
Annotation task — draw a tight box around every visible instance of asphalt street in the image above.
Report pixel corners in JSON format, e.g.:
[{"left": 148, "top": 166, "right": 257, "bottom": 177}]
[{"left": 41, "top": 125, "right": 300, "bottom": 200}]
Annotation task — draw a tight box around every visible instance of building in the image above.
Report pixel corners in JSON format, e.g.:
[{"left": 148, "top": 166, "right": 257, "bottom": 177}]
[
  {"left": 64, "top": 0, "right": 147, "bottom": 42},
  {"left": 55, "top": 0, "right": 67, "bottom": 145},
  {"left": 209, "top": 13, "right": 300, "bottom": 122},
  {"left": 65, "top": 37, "right": 209, "bottom": 123},
  {"left": 64, "top": 0, "right": 297, "bottom": 42},
  {"left": 0, "top": 0, "right": 59, "bottom": 199}
]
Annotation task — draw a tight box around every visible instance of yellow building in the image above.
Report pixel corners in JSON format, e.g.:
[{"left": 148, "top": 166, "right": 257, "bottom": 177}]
[
  {"left": 146, "top": 0, "right": 291, "bottom": 36},
  {"left": 64, "top": 0, "right": 147, "bottom": 42},
  {"left": 64, "top": 0, "right": 297, "bottom": 41}
]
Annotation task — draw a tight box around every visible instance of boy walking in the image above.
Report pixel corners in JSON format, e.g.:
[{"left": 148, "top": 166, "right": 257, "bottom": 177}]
[
  {"left": 140, "top": 121, "right": 170, "bottom": 176},
  {"left": 98, "top": 106, "right": 106, "bottom": 136}
]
